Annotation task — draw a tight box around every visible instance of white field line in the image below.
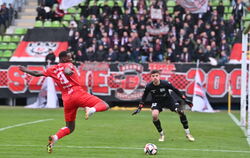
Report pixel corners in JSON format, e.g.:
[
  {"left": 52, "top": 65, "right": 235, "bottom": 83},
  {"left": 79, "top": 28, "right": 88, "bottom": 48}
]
[
  {"left": 228, "top": 112, "right": 250, "bottom": 146},
  {"left": 0, "top": 144, "right": 249, "bottom": 153},
  {"left": 0, "top": 119, "right": 53, "bottom": 131}
]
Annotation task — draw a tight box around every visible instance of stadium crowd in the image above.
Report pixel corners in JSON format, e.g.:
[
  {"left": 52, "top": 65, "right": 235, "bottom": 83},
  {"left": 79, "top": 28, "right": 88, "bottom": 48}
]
[
  {"left": 36, "top": 0, "right": 245, "bottom": 65},
  {"left": 0, "top": 2, "right": 15, "bottom": 34}
]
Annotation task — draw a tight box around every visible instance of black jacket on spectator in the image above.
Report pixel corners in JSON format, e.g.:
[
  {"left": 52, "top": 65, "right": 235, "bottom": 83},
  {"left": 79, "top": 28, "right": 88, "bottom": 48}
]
[{"left": 117, "top": 49, "right": 130, "bottom": 62}]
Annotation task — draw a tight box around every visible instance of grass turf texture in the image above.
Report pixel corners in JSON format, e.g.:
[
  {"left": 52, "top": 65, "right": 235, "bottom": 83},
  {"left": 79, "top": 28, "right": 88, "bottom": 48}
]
[{"left": 0, "top": 106, "right": 249, "bottom": 158}]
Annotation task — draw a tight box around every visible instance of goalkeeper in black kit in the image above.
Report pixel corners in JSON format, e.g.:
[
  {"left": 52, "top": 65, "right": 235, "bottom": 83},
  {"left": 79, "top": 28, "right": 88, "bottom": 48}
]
[{"left": 132, "top": 70, "right": 195, "bottom": 142}]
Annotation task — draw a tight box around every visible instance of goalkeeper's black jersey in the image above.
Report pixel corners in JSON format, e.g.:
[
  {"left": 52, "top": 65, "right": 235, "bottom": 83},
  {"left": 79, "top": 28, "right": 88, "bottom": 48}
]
[{"left": 141, "top": 80, "right": 183, "bottom": 103}]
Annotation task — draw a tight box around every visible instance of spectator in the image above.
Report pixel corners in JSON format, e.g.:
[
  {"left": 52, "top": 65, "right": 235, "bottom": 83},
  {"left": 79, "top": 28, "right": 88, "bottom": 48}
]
[
  {"left": 86, "top": 47, "right": 96, "bottom": 61},
  {"left": 69, "top": 31, "right": 80, "bottom": 52},
  {"left": 233, "top": 0, "right": 244, "bottom": 29},
  {"left": 89, "top": 1, "right": 100, "bottom": 17},
  {"left": 129, "top": 32, "right": 141, "bottom": 62},
  {"left": 94, "top": 45, "right": 107, "bottom": 62},
  {"left": 120, "top": 31, "right": 130, "bottom": 48},
  {"left": 1, "top": 3, "right": 9, "bottom": 27},
  {"left": 180, "top": 47, "right": 193, "bottom": 63},
  {"left": 140, "top": 40, "right": 150, "bottom": 63},
  {"left": 45, "top": 50, "right": 56, "bottom": 65},
  {"left": 195, "top": 48, "right": 209, "bottom": 62},
  {"left": 106, "top": 47, "right": 118, "bottom": 62},
  {"left": 112, "top": 2, "right": 123, "bottom": 15},
  {"left": 166, "top": 48, "right": 178, "bottom": 63},
  {"left": 117, "top": 46, "right": 130, "bottom": 62},
  {"left": 220, "top": 39, "right": 231, "bottom": 55},
  {"left": 217, "top": 1, "right": 224, "bottom": 19},
  {"left": 61, "top": 0, "right": 239, "bottom": 65},
  {"left": 8, "top": 3, "right": 14, "bottom": 25},
  {"left": 75, "top": 49, "right": 87, "bottom": 63},
  {"left": 153, "top": 38, "right": 164, "bottom": 61},
  {"left": 217, "top": 50, "right": 228, "bottom": 66},
  {"left": 52, "top": 4, "right": 64, "bottom": 21}
]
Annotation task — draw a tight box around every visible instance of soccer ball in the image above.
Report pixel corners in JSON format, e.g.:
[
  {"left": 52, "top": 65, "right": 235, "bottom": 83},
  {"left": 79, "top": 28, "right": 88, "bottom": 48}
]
[{"left": 144, "top": 143, "right": 157, "bottom": 155}]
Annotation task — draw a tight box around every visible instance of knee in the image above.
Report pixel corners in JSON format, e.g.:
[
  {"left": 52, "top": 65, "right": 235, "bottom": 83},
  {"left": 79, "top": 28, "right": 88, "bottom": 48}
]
[
  {"left": 152, "top": 115, "right": 158, "bottom": 121},
  {"left": 176, "top": 109, "right": 185, "bottom": 116},
  {"left": 104, "top": 102, "right": 110, "bottom": 109}
]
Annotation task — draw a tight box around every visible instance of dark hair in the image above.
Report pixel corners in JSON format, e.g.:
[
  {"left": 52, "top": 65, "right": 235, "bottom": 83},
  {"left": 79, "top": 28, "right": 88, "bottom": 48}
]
[
  {"left": 150, "top": 70, "right": 161, "bottom": 74},
  {"left": 59, "top": 51, "right": 69, "bottom": 59}
]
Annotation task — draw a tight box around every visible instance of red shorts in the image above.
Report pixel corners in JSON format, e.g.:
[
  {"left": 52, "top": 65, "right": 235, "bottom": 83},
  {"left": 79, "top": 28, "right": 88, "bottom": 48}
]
[{"left": 62, "top": 88, "right": 103, "bottom": 122}]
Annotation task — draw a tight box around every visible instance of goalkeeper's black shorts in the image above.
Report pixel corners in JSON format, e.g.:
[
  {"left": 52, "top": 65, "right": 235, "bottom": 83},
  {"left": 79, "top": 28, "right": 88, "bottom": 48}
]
[{"left": 150, "top": 99, "right": 180, "bottom": 112}]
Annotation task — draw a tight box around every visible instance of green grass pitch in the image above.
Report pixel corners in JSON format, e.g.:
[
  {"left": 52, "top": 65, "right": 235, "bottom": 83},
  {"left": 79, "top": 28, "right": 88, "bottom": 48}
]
[{"left": 0, "top": 106, "right": 249, "bottom": 158}]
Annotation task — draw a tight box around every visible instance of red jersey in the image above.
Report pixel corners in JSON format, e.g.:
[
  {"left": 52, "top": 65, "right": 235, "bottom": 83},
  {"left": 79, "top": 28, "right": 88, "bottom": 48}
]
[{"left": 43, "top": 63, "right": 82, "bottom": 96}]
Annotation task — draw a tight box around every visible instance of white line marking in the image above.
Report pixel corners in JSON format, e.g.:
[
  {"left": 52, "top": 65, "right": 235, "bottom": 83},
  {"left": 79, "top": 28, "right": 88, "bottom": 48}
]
[
  {"left": 228, "top": 112, "right": 250, "bottom": 146},
  {"left": 0, "top": 144, "right": 249, "bottom": 153},
  {"left": 0, "top": 119, "right": 53, "bottom": 131}
]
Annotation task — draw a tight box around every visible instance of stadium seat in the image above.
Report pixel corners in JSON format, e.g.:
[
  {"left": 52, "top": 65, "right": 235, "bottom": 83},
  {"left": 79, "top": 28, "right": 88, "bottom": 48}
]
[
  {"left": 224, "top": 7, "right": 233, "bottom": 14},
  {"left": 223, "top": 0, "right": 231, "bottom": 6},
  {"left": 67, "top": 7, "right": 76, "bottom": 14},
  {"left": 223, "top": 14, "right": 231, "bottom": 21},
  {"left": 11, "top": 35, "right": 21, "bottom": 42},
  {"left": 61, "top": 21, "right": 69, "bottom": 27},
  {"left": 2, "top": 35, "right": 11, "bottom": 42},
  {"left": 43, "top": 21, "right": 52, "bottom": 27},
  {"left": 89, "top": 0, "right": 95, "bottom": 7},
  {"left": 146, "top": 0, "right": 150, "bottom": 7},
  {"left": 62, "top": 14, "right": 72, "bottom": 21},
  {"left": 79, "top": 1, "right": 85, "bottom": 6},
  {"left": 211, "top": 0, "right": 219, "bottom": 7},
  {"left": 167, "top": 7, "right": 174, "bottom": 14},
  {"left": 52, "top": 21, "right": 61, "bottom": 27},
  {"left": 244, "top": 14, "right": 250, "bottom": 21},
  {"left": 167, "top": 1, "right": 176, "bottom": 7},
  {"left": 117, "top": 1, "right": 123, "bottom": 7},
  {"left": 107, "top": 0, "right": 114, "bottom": 7},
  {"left": 244, "top": 21, "right": 250, "bottom": 29},
  {"left": 34, "top": 20, "right": 43, "bottom": 27},
  {"left": 0, "top": 57, "right": 9, "bottom": 61},
  {"left": 8, "top": 43, "right": 17, "bottom": 50},
  {"left": 14, "top": 28, "right": 27, "bottom": 35},
  {"left": 2, "top": 50, "right": 12, "bottom": 57},
  {"left": 0, "top": 50, "right": 3, "bottom": 56},
  {"left": 0, "top": 36, "right": 2, "bottom": 42},
  {"left": 76, "top": 8, "right": 81, "bottom": 13},
  {"left": 0, "top": 43, "right": 8, "bottom": 50},
  {"left": 74, "top": 14, "right": 81, "bottom": 21},
  {"left": 97, "top": 0, "right": 104, "bottom": 6}
]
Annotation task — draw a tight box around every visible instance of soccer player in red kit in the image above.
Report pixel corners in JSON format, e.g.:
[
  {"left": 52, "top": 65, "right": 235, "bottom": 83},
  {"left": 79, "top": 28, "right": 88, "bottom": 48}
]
[{"left": 19, "top": 51, "right": 109, "bottom": 153}]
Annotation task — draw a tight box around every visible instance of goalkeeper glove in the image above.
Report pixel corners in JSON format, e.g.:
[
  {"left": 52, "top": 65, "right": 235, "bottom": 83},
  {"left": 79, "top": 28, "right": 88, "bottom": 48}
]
[
  {"left": 132, "top": 104, "right": 143, "bottom": 115},
  {"left": 181, "top": 95, "right": 193, "bottom": 108}
]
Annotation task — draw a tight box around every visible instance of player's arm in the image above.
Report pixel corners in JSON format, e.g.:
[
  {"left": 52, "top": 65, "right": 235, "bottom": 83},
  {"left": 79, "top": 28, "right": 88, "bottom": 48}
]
[
  {"left": 168, "top": 82, "right": 193, "bottom": 107},
  {"left": 19, "top": 66, "right": 44, "bottom": 77},
  {"left": 132, "top": 85, "right": 150, "bottom": 115},
  {"left": 64, "top": 63, "right": 74, "bottom": 76},
  {"left": 64, "top": 67, "right": 74, "bottom": 75}
]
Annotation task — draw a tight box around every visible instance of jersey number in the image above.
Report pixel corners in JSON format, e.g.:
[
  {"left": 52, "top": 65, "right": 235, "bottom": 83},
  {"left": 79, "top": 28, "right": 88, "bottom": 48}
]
[{"left": 58, "top": 71, "right": 69, "bottom": 84}]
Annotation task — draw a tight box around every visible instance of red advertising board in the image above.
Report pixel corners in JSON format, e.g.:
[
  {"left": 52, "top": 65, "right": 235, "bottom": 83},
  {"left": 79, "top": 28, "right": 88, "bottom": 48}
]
[{"left": 0, "top": 62, "right": 241, "bottom": 104}]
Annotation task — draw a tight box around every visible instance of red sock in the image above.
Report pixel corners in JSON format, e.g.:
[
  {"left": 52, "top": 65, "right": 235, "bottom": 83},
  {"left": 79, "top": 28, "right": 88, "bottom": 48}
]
[
  {"left": 55, "top": 127, "right": 70, "bottom": 139},
  {"left": 94, "top": 102, "right": 108, "bottom": 112}
]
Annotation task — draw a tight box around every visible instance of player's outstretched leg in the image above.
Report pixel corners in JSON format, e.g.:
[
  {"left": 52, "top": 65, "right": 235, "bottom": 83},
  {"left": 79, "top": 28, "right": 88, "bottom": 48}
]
[
  {"left": 177, "top": 109, "right": 195, "bottom": 142},
  {"left": 47, "top": 126, "right": 71, "bottom": 153},
  {"left": 85, "top": 101, "right": 109, "bottom": 120},
  {"left": 153, "top": 120, "right": 165, "bottom": 141},
  {"left": 152, "top": 109, "right": 165, "bottom": 141}
]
